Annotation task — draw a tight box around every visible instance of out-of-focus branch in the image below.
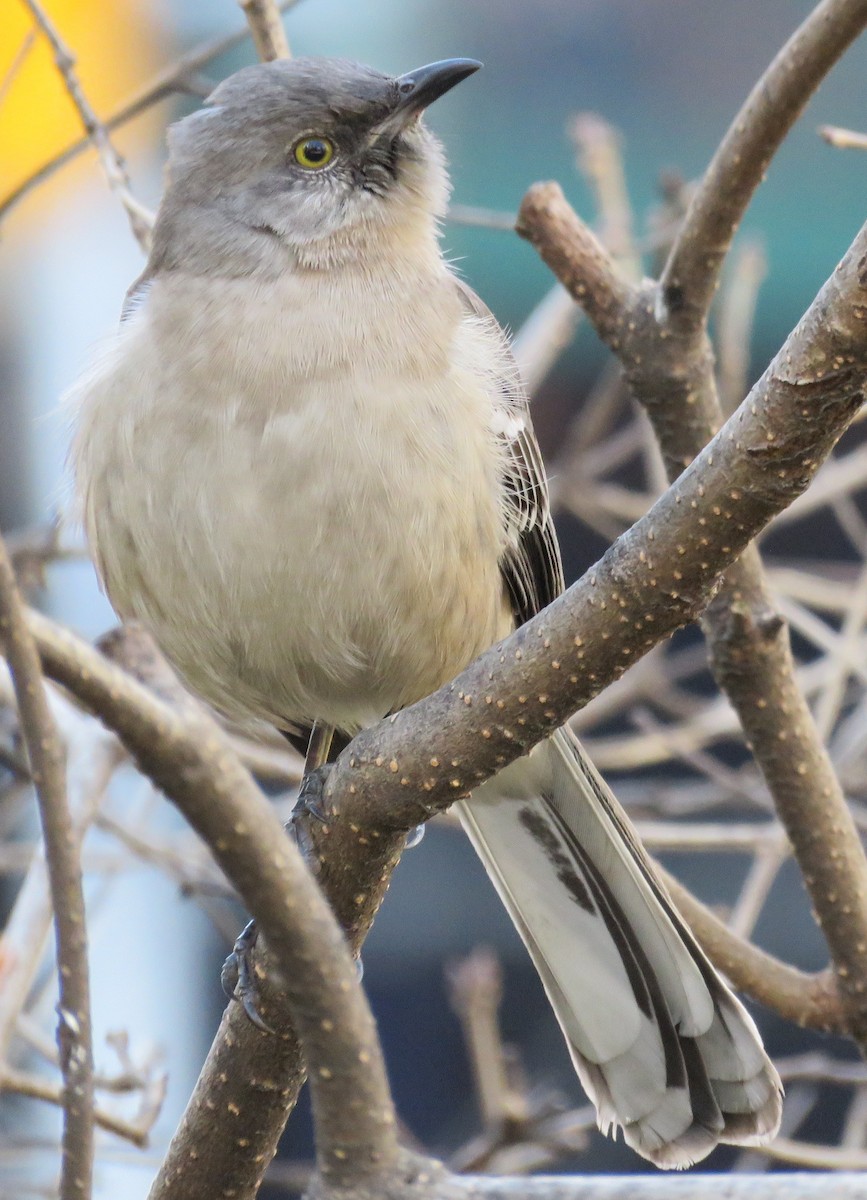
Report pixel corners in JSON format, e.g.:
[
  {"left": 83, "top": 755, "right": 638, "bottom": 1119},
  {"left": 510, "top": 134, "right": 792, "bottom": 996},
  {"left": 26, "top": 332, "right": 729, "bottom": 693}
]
[
  {"left": 239, "top": 0, "right": 291, "bottom": 60},
  {"left": 447, "top": 949, "right": 524, "bottom": 1130},
  {"left": 19, "top": 0, "right": 154, "bottom": 249},
  {"left": 0, "top": 541, "right": 93, "bottom": 1200},
  {"left": 510, "top": 286, "right": 580, "bottom": 395},
  {"left": 569, "top": 112, "right": 640, "bottom": 279},
  {"left": 0, "top": 1067, "right": 154, "bottom": 1147},
  {"left": 820, "top": 123, "right": 867, "bottom": 149},
  {"left": 0, "top": 684, "right": 119, "bottom": 1062},
  {"left": 660, "top": 0, "right": 867, "bottom": 333}
]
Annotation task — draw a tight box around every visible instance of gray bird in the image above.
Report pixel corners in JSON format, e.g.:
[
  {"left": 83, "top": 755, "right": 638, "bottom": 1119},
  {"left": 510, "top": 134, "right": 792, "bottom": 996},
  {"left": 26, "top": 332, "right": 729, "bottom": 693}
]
[{"left": 68, "top": 56, "right": 782, "bottom": 1166}]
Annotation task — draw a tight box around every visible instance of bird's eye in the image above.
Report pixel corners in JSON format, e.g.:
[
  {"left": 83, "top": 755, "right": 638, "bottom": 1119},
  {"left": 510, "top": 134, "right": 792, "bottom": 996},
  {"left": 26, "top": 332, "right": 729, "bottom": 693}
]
[{"left": 293, "top": 137, "right": 335, "bottom": 169}]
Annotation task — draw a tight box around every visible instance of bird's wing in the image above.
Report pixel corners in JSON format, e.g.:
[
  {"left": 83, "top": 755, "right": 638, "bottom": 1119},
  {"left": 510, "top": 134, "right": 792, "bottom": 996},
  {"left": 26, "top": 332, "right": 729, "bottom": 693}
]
[{"left": 453, "top": 277, "right": 564, "bottom": 627}]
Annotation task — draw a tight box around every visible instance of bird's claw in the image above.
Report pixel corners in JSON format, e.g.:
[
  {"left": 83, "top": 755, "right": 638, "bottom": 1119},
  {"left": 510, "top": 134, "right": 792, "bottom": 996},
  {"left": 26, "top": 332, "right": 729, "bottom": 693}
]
[
  {"left": 221, "top": 918, "right": 275, "bottom": 1033},
  {"left": 291, "top": 763, "right": 333, "bottom": 825}
]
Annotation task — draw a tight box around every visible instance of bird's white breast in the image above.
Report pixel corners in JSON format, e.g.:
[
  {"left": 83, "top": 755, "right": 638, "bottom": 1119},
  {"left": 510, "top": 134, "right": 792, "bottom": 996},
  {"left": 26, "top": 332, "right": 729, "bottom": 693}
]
[{"left": 70, "top": 256, "right": 512, "bottom": 730}]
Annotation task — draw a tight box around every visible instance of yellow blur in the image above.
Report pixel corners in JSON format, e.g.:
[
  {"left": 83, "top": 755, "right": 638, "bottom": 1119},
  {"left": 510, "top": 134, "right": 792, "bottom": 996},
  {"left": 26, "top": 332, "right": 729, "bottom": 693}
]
[{"left": 1, "top": 0, "right": 161, "bottom": 216}]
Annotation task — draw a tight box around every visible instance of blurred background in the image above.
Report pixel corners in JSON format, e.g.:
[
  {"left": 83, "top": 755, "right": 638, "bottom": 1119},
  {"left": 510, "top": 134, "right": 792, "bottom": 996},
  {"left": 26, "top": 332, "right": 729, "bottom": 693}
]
[{"left": 2, "top": 1, "right": 867, "bottom": 1196}]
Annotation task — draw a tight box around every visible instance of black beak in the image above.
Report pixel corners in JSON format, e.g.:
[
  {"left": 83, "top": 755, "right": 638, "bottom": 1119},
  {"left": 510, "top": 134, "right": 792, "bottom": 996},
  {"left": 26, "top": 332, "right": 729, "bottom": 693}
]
[{"left": 391, "top": 58, "right": 482, "bottom": 125}]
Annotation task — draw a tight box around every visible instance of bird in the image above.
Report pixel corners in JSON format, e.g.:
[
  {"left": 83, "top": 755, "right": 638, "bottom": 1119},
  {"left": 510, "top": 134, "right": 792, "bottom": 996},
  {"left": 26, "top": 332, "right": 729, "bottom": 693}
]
[{"left": 68, "top": 56, "right": 782, "bottom": 1167}]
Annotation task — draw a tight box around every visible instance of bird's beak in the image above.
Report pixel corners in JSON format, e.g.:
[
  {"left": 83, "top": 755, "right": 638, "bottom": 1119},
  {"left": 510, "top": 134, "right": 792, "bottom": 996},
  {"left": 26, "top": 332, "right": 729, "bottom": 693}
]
[{"left": 388, "top": 59, "right": 482, "bottom": 129}]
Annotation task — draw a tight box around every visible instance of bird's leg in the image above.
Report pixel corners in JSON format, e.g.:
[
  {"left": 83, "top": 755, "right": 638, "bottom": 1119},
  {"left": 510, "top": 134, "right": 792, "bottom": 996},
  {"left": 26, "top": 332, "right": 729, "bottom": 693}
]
[
  {"left": 291, "top": 720, "right": 336, "bottom": 827},
  {"left": 222, "top": 721, "right": 336, "bottom": 1030}
]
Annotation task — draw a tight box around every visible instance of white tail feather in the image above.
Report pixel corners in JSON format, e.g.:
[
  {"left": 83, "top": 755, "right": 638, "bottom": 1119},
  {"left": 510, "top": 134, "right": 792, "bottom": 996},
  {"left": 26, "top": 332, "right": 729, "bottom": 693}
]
[{"left": 458, "top": 730, "right": 782, "bottom": 1168}]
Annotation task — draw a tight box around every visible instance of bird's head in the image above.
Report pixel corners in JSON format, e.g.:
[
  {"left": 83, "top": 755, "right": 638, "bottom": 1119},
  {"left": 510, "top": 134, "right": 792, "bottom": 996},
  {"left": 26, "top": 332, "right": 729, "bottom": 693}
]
[{"left": 150, "top": 56, "right": 481, "bottom": 272}]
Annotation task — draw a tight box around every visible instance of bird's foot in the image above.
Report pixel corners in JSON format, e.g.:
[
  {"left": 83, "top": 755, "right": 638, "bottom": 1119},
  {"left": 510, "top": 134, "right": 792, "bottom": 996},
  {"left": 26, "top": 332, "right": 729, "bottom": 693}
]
[
  {"left": 221, "top": 918, "right": 274, "bottom": 1033},
  {"left": 291, "top": 763, "right": 333, "bottom": 825}
]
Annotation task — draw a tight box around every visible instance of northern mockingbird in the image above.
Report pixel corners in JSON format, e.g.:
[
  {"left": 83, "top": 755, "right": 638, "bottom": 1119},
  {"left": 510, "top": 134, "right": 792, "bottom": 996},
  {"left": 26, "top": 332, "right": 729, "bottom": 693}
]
[{"left": 68, "top": 57, "right": 781, "bottom": 1166}]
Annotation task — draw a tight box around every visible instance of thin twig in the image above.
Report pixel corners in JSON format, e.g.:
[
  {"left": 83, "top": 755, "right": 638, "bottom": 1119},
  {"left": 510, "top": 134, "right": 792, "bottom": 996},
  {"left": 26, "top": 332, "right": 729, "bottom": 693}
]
[
  {"left": 447, "top": 204, "right": 517, "bottom": 231},
  {"left": 447, "top": 949, "right": 524, "bottom": 1129},
  {"left": 19, "top": 0, "right": 153, "bottom": 250},
  {"left": 239, "top": 0, "right": 291, "bottom": 60},
  {"left": 0, "top": 694, "right": 118, "bottom": 1063},
  {"left": 569, "top": 112, "right": 640, "bottom": 279},
  {"left": 0, "top": 28, "right": 36, "bottom": 107},
  {"left": 511, "top": 286, "right": 581, "bottom": 394},
  {"left": 0, "top": 540, "right": 94, "bottom": 1200},
  {"left": 0, "top": 1067, "right": 154, "bottom": 1148},
  {"left": 0, "top": 0, "right": 306, "bottom": 226},
  {"left": 820, "top": 123, "right": 867, "bottom": 150}
]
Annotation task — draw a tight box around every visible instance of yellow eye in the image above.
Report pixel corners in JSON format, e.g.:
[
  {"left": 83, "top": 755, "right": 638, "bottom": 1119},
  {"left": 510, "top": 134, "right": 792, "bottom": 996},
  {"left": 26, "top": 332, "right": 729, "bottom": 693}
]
[{"left": 293, "top": 137, "right": 335, "bottom": 169}]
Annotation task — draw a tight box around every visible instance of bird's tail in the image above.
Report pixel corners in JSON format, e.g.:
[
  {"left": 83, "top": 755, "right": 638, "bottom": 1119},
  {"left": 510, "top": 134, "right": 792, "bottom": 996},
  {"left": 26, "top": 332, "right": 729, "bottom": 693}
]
[{"left": 457, "top": 727, "right": 782, "bottom": 1168}]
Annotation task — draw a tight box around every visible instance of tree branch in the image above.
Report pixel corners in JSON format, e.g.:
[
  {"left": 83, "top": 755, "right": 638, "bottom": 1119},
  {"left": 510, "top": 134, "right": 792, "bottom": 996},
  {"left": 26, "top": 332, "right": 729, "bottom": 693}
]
[
  {"left": 0, "top": 1066, "right": 154, "bottom": 1147},
  {"left": 239, "top": 0, "right": 291, "bottom": 61},
  {"left": 19, "top": 0, "right": 154, "bottom": 249},
  {"left": 518, "top": 177, "right": 867, "bottom": 1050},
  {"left": 660, "top": 870, "right": 843, "bottom": 1032},
  {"left": 21, "top": 613, "right": 401, "bottom": 1193},
  {"left": 0, "top": 540, "right": 94, "bottom": 1200}
]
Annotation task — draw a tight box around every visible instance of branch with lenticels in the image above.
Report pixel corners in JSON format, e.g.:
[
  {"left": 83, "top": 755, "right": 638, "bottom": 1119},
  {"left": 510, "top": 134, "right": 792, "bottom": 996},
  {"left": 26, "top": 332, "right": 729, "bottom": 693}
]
[
  {"left": 516, "top": 0, "right": 867, "bottom": 1054},
  {"left": 20, "top": 207, "right": 867, "bottom": 1200}
]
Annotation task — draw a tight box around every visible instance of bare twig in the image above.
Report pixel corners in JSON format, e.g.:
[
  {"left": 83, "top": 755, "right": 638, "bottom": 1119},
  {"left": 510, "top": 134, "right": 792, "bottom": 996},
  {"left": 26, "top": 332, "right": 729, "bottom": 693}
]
[
  {"left": 0, "top": 541, "right": 93, "bottom": 1200},
  {"left": 19, "top": 0, "right": 153, "bottom": 250},
  {"left": 0, "top": 0, "right": 306, "bottom": 226},
  {"left": 511, "top": 285, "right": 581, "bottom": 394},
  {"left": 775, "top": 1052, "right": 867, "bottom": 1085},
  {"left": 0, "top": 695, "right": 118, "bottom": 1063},
  {"left": 447, "top": 205, "right": 517, "bottom": 231},
  {"left": 239, "top": 0, "right": 291, "bottom": 60},
  {"left": 569, "top": 113, "right": 640, "bottom": 278},
  {"left": 0, "top": 1067, "right": 155, "bottom": 1147},
  {"left": 0, "top": 28, "right": 36, "bottom": 107},
  {"left": 447, "top": 949, "right": 524, "bottom": 1130},
  {"left": 820, "top": 123, "right": 867, "bottom": 150}
]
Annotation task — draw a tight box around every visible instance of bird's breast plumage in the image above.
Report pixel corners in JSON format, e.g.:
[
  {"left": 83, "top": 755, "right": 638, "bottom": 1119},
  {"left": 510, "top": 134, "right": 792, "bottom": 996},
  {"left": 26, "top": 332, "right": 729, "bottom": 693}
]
[{"left": 71, "top": 258, "right": 512, "bottom": 730}]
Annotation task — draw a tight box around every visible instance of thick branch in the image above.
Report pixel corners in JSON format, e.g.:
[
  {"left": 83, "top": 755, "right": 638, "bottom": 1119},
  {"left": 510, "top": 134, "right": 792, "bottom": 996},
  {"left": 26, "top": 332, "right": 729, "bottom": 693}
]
[
  {"left": 24, "top": 617, "right": 400, "bottom": 1191},
  {"left": 0, "top": 541, "right": 93, "bottom": 1200},
  {"left": 660, "top": 0, "right": 867, "bottom": 332},
  {"left": 320, "top": 219, "right": 867, "bottom": 829},
  {"left": 519, "top": 180, "right": 867, "bottom": 1050}
]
